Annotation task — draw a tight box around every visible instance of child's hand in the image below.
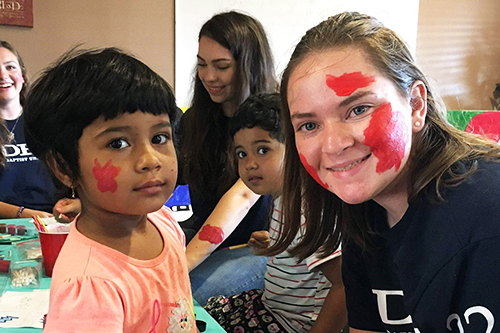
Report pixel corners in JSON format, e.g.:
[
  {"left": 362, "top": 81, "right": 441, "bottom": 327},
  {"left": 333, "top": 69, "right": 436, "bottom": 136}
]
[
  {"left": 53, "top": 198, "right": 81, "bottom": 223},
  {"left": 248, "top": 230, "right": 271, "bottom": 250}
]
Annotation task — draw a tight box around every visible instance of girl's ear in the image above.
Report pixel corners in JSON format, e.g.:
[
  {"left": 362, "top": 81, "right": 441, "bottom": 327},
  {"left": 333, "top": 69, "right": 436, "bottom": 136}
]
[
  {"left": 410, "top": 80, "right": 427, "bottom": 133},
  {"left": 46, "top": 152, "right": 74, "bottom": 188}
]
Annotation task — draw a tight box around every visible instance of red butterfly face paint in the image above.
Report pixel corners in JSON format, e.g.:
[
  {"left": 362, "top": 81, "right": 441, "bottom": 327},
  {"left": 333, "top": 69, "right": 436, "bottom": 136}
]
[
  {"left": 363, "top": 103, "right": 409, "bottom": 173},
  {"left": 92, "top": 158, "right": 121, "bottom": 193},
  {"left": 199, "top": 225, "right": 224, "bottom": 245},
  {"left": 299, "top": 152, "right": 329, "bottom": 189},
  {"left": 326, "top": 72, "right": 375, "bottom": 96}
]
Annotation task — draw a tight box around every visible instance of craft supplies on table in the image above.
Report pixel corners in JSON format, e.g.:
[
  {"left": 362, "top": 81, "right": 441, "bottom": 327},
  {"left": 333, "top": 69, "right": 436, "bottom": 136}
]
[{"left": 0, "top": 219, "right": 37, "bottom": 244}]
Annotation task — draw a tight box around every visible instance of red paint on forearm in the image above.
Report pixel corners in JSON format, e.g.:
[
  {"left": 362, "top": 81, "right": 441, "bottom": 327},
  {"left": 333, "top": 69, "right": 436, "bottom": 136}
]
[
  {"left": 363, "top": 103, "right": 408, "bottom": 173},
  {"left": 199, "top": 225, "right": 224, "bottom": 245},
  {"left": 325, "top": 72, "right": 374, "bottom": 96},
  {"left": 92, "top": 158, "right": 121, "bottom": 193},
  {"left": 299, "top": 153, "right": 329, "bottom": 189}
]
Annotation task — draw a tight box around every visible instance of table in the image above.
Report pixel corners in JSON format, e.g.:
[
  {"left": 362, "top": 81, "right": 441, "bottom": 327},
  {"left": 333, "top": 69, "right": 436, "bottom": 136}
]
[{"left": 0, "top": 218, "right": 224, "bottom": 332}]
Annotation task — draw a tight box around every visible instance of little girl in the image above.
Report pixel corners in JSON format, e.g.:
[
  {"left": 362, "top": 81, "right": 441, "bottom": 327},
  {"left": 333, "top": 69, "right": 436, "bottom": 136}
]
[{"left": 23, "top": 48, "right": 196, "bottom": 332}]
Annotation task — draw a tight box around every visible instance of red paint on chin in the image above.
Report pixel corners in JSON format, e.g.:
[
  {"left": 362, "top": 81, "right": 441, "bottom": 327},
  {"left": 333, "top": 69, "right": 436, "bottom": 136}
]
[
  {"left": 325, "top": 72, "right": 375, "bottom": 96},
  {"left": 199, "top": 225, "right": 224, "bottom": 245},
  {"left": 92, "top": 158, "right": 121, "bottom": 193},
  {"left": 299, "top": 153, "right": 329, "bottom": 189},
  {"left": 363, "top": 103, "right": 408, "bottom": 173}
]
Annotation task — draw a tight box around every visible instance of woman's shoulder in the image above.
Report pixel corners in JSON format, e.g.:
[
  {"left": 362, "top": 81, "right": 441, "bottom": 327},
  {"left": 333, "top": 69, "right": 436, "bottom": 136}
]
[
  {"left": 459, "top": 158, "right": 500, "bottom": 192},
  {"left": 433, "top": 159, "right": 500, "bottom": 239}
]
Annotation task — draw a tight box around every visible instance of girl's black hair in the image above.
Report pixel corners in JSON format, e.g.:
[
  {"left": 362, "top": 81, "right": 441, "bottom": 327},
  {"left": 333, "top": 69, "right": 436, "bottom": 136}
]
[
  {"left": 229, "top": 92, "right": 283, "bottom": 143},
  {"left": 24, "top": 47, "right": 178, "bottom": 197}
]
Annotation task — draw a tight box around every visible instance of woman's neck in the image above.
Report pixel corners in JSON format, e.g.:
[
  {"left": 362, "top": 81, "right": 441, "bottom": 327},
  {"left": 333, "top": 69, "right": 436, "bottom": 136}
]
[
  {"left": 374, "top": 194, "right": 409, "bottom": 228},
  {"left": 373, "top": 175, "right": 410, "bottom": 228},
  {"left": 222, "top": 101, "right": 237, "bottom": 117},
  {"left": 0, "top": 100, "right": 22, "bottom": 120}
]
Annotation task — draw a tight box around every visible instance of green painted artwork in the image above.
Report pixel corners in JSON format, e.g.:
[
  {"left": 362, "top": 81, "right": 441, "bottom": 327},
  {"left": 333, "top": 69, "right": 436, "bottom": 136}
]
[{"left": 447, "top": 110, "right": 500, "bottom": 141}]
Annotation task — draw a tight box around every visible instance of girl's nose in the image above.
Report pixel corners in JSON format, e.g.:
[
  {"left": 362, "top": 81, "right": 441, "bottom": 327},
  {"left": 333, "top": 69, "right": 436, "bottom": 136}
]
[
  {"left": 245, "top": 158, "right": 258, "bottom": 170},
  {"left": 136, "top": 144, "right": 162, "bottom": 172},
  {"left": 321, "top": 121, "right": 355, "bottom": 155}
]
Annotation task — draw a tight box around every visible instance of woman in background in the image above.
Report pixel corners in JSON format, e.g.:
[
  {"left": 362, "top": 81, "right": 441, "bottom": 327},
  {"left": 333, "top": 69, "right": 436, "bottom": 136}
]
[
  {"left": 0, "top": 41, "right": 79, "bottom": 220},
  {"left": 178, "top": 11, "right": 277, "bottom": 304},
  {"left": 0, "top": 40, "right": 55, "bottom": 218}
]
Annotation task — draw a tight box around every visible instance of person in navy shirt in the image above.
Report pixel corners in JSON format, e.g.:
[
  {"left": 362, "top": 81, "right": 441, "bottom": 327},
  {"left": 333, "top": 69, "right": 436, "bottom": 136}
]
[{"left": 271, "top": 11, "right": 500, "bottom": 332}]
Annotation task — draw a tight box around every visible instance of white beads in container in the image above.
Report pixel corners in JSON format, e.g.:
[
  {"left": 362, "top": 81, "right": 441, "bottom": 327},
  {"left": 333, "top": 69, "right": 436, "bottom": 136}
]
[{"left": 10, "top": 260, "right": 42, "bottom": 288}]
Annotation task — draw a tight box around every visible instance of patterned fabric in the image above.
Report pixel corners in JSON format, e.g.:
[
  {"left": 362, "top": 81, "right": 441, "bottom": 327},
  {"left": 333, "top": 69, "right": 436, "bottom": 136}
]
[
  {"left": 261, "top": 198, "right": 342, "bottom": 332},
  {"left": 204, "top": 289, "right": 287, "bottom": 333}
]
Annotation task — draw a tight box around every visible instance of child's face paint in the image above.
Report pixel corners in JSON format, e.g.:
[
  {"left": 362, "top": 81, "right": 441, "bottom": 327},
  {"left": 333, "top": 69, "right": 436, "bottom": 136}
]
[
  {"left": 287, "top": 47, "right": 413, "bottom": 206},
  {"left": 199, "top": 225, "right": 224, "bottom": 245},
  {"left": 92, "top": 158, "right": 121, "bottom": 193},
  {"left": 326, "top": 72, "right": 375, "bottom": 96},
  {"left": 77, "top": 112, "right": 178, "bottom": 217},
  {"left": 363, "top": 102, "right": 409, "bottom": 173}
]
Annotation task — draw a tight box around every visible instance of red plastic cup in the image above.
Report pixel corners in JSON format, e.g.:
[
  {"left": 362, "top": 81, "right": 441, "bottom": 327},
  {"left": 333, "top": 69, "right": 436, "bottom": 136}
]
[{"left": 39, "top": 231, "right": 69, "bottom": 277}]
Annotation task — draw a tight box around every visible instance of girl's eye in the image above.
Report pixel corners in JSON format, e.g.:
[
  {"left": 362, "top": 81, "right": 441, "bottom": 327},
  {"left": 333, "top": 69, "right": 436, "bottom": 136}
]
[
  {"left": 197, "top": 63, "right": 207, "bottom": 68},
  {"left": 350, "top": 105, "right": 369, "bottom": 117},
  {"left": 217, "top": 66, "right": 230, "bottom": 71},
  {"left": 298, "top": 122, "right": 317, "bottom": 132},
  {"left": 257, "top": 147, "right": 269, "bottom": 155},
  {"left": 152, "top": 134, "right": 169, "bottom": 145},
  {"left": 236, "top": 151, "right": 246, "bottom": 159},
  {"left": 108, "top": 138, "right": 129, "bottom": 150},
  {"left": 6, "top": 65, "right": 17, "bottom": 70}
]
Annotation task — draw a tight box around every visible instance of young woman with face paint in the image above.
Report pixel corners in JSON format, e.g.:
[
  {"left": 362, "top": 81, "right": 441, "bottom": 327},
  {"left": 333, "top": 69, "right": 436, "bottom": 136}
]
[
  {"left": 178, "top": 11, "right": 278, "bottom": 305},
  {"left": 268, "top": 12, "right": 500, "bottom": 333},
  {"left": 0, "top": 41, "right": 77, "bottom": 219},
  {"left": 23, "top": 48, "right": 196, "bottom": 332}
]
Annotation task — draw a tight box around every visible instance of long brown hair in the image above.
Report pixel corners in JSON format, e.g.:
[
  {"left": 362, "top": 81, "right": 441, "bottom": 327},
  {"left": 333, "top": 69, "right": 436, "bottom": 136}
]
[
  {"left": 180, "top": 11, "right": 277, "bottom": 200},
  {"left": 267, "top": 12, "right": 500, "bottom": 260}
]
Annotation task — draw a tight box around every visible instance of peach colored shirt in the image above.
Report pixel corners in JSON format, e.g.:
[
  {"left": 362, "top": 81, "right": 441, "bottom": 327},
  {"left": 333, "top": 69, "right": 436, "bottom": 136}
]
[{"left": 44, "top": 207, "right": 196, "bottom": 333}]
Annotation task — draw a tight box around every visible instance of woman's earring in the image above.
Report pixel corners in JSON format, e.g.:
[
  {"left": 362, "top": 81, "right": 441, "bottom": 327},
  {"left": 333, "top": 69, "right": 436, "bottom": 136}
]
[
  {"left": 415, "top": 121, "right": 421, "bottom": 127},
  {"left": 71, "top": 185, "right": 75, "bottom": 199}
]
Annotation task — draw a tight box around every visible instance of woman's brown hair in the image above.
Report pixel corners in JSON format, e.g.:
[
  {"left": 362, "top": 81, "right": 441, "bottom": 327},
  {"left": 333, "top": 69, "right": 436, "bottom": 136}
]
[
  {"left": 266, "top": 11, "right": 500, "bottom": 260},
  {"left": 179, "top": 11, "right": 277, "bottom": 200}
]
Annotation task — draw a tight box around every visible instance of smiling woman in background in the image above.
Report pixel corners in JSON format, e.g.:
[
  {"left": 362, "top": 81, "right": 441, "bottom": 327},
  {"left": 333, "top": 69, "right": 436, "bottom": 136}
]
[
  {"left": 178, "top": 11, "right": 278, "bottom": 305},
  {"left": 0, "top": 40, "right": 56, "bottom": 219}
]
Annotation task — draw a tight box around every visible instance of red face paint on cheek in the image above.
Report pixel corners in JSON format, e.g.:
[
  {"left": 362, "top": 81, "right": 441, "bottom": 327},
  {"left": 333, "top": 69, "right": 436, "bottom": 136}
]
[
  {"left": 199, "top": 225, "right": 224, "bottom": 245},
  {"left": 325, "top": 72, "right": 375, "bottom": 96},
  {"left": 299, "top": 153, "right": 329, "bottom": 189},
  {"left": 92, "top": 158, "right": 121, "bottom": 193},
  {"left": 363, "top": 103, "right": 409, "bottom": 173}
]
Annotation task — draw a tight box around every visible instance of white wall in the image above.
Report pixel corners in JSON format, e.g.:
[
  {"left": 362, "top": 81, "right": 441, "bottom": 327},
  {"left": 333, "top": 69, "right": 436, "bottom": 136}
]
[{"left": 175, "top": 0, "right": 420, "bottom": 108}]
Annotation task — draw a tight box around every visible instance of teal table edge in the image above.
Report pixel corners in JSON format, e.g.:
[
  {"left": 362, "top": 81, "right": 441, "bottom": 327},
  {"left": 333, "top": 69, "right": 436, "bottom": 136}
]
[{"left": 0, "top": 218, "right": 224, "bottom": 332}]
